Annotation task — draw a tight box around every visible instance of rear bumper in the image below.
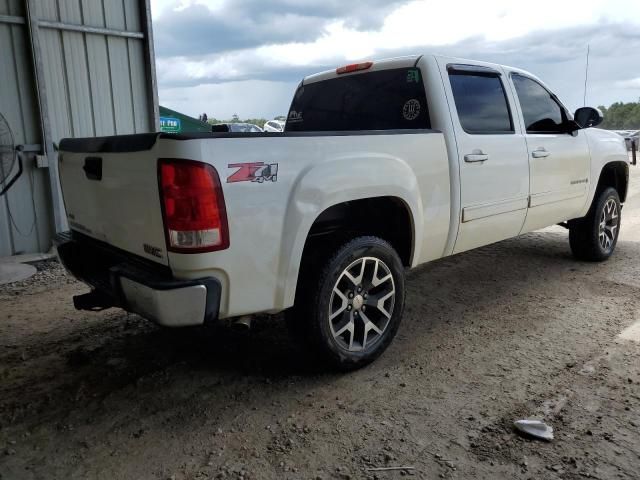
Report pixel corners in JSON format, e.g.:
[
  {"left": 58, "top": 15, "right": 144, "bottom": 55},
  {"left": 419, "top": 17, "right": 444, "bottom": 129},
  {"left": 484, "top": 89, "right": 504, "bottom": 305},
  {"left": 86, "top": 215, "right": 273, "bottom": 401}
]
[{"left": 54, "top": 231, "right": 221, "bottom": 327}]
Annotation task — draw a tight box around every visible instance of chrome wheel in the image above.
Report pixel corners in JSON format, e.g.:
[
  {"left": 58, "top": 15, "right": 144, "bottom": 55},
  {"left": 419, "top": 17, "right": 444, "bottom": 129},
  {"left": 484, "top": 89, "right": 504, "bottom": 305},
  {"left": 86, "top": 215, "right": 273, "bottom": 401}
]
[
  {"left": 599, "top": 198, "right": 619, "bottom": 253},
  {"left": 328, "top": 257, "right": 396, "bottom": 352}
]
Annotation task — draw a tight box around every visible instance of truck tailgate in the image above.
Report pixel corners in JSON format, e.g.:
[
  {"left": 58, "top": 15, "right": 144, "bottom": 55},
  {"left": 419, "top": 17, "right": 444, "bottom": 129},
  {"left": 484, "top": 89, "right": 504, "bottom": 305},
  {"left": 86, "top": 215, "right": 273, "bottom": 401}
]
[{"left": 58, "top": 150, "right": 168, "bottom": 265}]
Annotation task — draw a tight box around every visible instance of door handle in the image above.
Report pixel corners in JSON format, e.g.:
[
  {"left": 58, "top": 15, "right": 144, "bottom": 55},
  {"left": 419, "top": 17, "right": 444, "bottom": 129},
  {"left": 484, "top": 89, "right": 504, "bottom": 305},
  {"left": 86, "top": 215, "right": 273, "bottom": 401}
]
[
  {"left": 531, "top": 148, "right": 550, "bottom": 158},
  {"left": 464, "top": 153, "right": 489, "bottom": 163}
]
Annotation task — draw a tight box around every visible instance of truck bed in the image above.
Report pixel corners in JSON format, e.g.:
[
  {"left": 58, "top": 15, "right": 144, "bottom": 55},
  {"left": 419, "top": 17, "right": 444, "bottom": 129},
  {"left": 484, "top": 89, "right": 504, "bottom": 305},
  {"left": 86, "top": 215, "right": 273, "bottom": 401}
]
[{"left": 58, "top": 129, "right": 450, "bottom": 318}]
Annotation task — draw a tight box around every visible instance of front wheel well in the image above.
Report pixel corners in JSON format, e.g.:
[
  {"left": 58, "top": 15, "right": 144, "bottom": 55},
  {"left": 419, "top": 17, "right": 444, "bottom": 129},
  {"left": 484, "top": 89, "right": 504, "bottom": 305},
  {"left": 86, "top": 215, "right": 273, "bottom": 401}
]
[
  {"left": 301, "top": 197, "right": 414, "bottom": 268},
  {"left": 596, "top": 162, "right": 629, "bottom": 203}
]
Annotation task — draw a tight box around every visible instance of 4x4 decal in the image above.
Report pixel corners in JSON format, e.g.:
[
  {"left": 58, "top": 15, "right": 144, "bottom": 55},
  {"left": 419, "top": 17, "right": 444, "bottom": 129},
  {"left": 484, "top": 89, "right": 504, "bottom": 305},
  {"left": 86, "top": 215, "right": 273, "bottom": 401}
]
[{"left": 227, "top": 162, "right": 278, "bottom": 183}]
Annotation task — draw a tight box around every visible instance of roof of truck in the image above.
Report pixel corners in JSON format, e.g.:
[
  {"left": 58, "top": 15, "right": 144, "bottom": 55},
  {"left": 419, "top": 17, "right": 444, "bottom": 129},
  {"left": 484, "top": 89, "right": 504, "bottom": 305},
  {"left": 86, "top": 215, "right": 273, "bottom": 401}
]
[
  {"left": 301, "top": 53, "right": 543, "bottom": 92},
  {"left": 302, "top": 55, "right": 422, "bottom": 85}
]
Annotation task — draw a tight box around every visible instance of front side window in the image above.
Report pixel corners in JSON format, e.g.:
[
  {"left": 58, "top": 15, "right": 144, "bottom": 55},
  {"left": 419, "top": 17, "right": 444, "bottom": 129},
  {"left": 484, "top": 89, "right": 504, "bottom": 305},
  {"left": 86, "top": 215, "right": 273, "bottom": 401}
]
[
  {"left": 512, "top": 74, "right": 566, "bottom": 134},
  {"left": 286, "top": 67, "right": 430, "bottom": 132},
  {"left": 448, "top": 72, "right": 514, "bottom": 134}
]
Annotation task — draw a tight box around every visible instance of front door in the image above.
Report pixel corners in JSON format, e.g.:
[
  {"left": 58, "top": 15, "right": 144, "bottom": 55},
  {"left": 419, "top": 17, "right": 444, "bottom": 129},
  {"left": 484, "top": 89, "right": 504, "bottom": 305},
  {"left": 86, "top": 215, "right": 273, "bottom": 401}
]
[
  {"left": 509, "top": 73, "right": 591, "bottom": 232},
  {"left": 439, "top": 61, "right": 530, "bottom": 254}
]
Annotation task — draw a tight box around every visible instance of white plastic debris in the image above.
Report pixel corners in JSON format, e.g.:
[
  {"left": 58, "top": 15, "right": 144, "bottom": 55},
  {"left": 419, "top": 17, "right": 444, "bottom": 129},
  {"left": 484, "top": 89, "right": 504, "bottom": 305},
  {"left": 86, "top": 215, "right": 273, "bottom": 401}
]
[{"left": 513, "top": 419, "right": 554, "bottom": 441}]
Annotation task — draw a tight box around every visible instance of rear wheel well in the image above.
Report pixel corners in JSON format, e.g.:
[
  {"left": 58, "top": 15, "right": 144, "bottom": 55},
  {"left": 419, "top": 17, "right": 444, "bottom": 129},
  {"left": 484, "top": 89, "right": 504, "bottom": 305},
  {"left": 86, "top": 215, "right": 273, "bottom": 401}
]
[
  {"left": 301, "top": 197, "right": 414, "bottom": 268},
  {"left": 596, "top": 162, "right": 628, "bottom": 203}
]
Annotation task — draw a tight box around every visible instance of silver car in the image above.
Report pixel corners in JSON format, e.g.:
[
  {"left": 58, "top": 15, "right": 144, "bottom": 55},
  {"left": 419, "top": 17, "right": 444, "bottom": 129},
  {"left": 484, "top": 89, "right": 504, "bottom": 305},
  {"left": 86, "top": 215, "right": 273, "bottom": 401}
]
[
  {"left": 263, "top": 120, "right": 285, "bottom": 132},
  {"left": 211, "top": 123, "right": 263, "bottom": 133},
  {"left": 614, "top": 130, "right": 639, "bottom": 151},
  {"left": 628, "top": 131, "right": 639, "bottom": 152}
]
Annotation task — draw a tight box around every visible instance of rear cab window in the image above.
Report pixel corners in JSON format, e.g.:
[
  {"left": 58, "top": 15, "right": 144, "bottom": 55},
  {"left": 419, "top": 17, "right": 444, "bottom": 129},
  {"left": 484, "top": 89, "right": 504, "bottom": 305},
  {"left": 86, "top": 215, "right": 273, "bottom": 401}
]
[{"left": 286, "top": 67, "right": 430, "bottom": 132}]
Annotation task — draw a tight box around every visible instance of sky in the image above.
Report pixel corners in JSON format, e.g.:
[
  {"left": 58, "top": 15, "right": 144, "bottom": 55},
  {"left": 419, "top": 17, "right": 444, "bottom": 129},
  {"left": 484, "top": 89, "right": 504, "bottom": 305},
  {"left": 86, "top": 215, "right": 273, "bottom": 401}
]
[{"left": 150, "top": 0, "right": 640, "bottom": 121}]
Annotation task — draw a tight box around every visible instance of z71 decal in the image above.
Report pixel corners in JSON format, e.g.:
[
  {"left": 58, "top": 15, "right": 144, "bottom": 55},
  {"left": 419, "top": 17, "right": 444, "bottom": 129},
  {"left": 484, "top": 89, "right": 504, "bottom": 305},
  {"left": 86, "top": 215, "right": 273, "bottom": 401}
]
[{"left": 227, "top": 162, "right": 278, "bottom": 183}]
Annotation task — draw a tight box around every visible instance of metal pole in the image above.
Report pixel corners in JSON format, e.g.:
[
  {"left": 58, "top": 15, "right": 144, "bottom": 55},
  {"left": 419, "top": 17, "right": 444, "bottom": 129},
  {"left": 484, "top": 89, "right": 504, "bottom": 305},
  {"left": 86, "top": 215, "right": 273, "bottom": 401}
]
[
  {"left": 25, "top": 0, "right": 66, "bottom": 234},
  {"left": 139, "top": 0, "right": 160, "bottom": 131}
]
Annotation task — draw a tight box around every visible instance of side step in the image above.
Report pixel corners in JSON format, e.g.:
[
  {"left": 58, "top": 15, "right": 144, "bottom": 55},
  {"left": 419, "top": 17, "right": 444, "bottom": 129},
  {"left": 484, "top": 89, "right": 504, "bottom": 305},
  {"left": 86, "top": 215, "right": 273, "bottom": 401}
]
[{"left": 73, "top": 291, "right": 114, "bottom": 311}]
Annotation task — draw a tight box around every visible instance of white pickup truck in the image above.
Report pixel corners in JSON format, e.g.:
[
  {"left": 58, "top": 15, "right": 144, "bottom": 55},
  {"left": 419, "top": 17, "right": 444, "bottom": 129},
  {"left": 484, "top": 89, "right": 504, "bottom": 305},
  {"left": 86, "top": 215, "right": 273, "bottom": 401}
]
[{"left": 56, "top": 54, "right": 630, "bottom": 369}]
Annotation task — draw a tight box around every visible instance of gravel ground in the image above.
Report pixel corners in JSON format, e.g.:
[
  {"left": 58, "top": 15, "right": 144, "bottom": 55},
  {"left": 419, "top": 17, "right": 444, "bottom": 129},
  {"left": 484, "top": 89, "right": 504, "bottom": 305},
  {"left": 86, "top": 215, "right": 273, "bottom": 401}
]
[{"left": 1, "top": 168, "right": 640, "bottom": 480}]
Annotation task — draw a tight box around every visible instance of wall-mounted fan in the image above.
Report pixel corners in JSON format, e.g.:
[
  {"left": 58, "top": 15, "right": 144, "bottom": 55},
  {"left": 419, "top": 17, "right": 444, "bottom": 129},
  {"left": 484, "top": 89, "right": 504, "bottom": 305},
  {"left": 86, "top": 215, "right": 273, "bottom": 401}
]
[{"left": 0, "top": 112, "right": 23, "bottom": 196}]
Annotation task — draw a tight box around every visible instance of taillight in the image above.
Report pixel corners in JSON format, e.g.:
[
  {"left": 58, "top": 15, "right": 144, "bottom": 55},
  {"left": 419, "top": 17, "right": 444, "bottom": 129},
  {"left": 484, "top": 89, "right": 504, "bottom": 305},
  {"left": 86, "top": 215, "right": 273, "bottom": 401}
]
[
  {"left": 336, "top": 61, "right": 373, "bottom": 74},
  {"left": 158, "top": 159, "right": 229, "bottom": 253}
]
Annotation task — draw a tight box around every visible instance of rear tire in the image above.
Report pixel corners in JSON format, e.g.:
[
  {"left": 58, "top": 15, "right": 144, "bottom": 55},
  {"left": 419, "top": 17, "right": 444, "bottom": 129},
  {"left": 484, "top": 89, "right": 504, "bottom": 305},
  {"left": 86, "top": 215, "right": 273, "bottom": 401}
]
[
  {"left": 569, "top": 187, "right": 621, "bottom": 261},
  {"left": 286, "top": 236, "right": 406, "bottom": 371}
]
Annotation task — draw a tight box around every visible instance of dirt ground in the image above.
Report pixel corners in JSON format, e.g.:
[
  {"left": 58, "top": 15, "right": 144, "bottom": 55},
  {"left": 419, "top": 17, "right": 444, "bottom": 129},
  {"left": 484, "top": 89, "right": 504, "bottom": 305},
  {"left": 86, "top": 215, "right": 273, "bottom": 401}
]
[{"left": 2, "top": 169, "right": 640, "bottom": 480}]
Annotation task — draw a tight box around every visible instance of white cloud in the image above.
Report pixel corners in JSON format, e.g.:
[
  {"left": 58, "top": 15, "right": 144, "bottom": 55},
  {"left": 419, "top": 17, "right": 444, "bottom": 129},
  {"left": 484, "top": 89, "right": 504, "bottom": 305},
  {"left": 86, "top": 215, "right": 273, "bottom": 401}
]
[
  {"left": 151, "top": 0, "right": 225, "bottom": 19},
  {"left": 615, "top": 78, "right": 640, "bottom": 90},
  {"left": 154, "top": 0, "right": 640, "bottom": 81},
  {"left": 150, "top": 0, "right": 640, "bottom": 117},
  {"left": 159, "top": 80, "right": 297, "bottom": 119},
  {"left": 153, "top": 0, "right": 640, "bottom": 58},
  {"left": 265, "top": 0, "right": 639, "bottom": 64}
]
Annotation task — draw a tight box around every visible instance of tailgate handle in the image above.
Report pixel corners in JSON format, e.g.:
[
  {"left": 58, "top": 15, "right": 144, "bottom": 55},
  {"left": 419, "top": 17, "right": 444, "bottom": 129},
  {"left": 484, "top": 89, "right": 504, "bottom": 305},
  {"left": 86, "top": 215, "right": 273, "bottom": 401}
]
[{"left": 83, "top": 156, "right": 102, "bottom": 180}]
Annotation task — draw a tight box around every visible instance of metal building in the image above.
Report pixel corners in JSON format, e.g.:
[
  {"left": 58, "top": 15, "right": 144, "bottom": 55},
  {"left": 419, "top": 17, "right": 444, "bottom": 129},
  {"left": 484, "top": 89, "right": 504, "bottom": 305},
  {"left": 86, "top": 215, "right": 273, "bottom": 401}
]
[{"left": 0, "top": 0, "right": 158, "bottom": 257}]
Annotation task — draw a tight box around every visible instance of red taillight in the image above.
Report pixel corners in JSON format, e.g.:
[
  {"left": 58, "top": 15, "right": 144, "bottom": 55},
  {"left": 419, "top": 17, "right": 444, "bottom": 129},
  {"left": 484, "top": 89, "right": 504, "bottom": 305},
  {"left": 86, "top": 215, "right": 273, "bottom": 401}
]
[
  {"left": 336, "top": 61, "right": 373, "bottom": 75},
  {"left": 158, "top": 159, "right": 229, "bottom": 253}
]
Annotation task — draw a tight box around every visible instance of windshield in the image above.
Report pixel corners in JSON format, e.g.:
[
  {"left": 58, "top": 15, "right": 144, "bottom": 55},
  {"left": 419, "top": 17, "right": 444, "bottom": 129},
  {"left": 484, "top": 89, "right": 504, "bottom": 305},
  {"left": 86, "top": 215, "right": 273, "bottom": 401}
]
[{"left": 286, "top": 67, "right": 430, "bottom": 132}]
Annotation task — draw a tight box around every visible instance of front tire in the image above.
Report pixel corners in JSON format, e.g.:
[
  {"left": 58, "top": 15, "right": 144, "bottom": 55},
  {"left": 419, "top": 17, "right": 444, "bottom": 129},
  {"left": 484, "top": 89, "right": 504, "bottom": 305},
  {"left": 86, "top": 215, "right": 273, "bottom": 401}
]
[
  {"left": 569, "top": 187, "right": 621, "bottom": 261},
  {"left": 287, "top": 236, "right": 406, "bottom": 371}
]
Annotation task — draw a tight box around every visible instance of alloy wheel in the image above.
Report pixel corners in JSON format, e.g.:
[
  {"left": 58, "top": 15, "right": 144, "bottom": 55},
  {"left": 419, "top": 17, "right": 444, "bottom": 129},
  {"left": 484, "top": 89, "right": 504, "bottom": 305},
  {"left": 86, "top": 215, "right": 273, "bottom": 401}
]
[
  {"left": 328, "top": 257, "right": 396, "bottom": 352},
  {"left": 599, "top": 198, "right": 619, "bottom": 253}
]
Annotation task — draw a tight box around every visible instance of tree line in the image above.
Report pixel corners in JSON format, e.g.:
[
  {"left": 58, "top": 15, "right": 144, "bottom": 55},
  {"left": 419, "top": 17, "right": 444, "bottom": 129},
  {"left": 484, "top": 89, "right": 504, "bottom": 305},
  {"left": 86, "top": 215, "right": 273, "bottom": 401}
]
[
  {"left": 597, "top": 101, "right": 640, "bottom": 130},
  {"left": 195, "top": 101, "right": 640, "bottom": 131}
]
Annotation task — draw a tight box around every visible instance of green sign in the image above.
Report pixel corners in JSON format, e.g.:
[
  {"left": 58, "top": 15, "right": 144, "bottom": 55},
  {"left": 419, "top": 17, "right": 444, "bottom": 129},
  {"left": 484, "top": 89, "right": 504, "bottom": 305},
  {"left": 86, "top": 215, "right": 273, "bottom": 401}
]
[{"left": 160, "top": 116, "right": 181, "bottom": 133}]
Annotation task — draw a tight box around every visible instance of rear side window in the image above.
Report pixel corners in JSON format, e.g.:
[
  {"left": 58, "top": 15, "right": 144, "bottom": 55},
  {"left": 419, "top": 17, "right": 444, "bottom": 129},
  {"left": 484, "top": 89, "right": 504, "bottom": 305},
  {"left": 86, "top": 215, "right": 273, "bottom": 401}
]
[
  {"left": 286, "top": 67, "right": 430, "bottom": 132},
  {"left": 511, "top": 74, "right": 566, "bottom": 134},
  {"left": 448, "top": 72, "right": 514, "bottom": 134}
]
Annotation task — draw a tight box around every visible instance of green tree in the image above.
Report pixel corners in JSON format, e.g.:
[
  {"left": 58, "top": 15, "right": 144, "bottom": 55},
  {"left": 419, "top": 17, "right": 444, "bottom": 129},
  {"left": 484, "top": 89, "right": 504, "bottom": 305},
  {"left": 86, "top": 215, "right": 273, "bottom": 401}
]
[{"left": 598, "top": 101, "right": 640, "bottom": 130}]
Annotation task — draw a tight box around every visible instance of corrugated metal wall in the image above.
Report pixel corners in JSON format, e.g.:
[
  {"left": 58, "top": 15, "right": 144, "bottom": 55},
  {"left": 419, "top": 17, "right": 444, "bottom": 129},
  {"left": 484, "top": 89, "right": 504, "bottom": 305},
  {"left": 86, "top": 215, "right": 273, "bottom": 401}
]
[
  {"left": 0, "top": 0, "right": 50, "bottom": 255},
  {"left": 35, "top": 0, "right": 153, "bottom": 140},
  {"left": 0, "top": 0, "right": 157, "bottom": 257}
]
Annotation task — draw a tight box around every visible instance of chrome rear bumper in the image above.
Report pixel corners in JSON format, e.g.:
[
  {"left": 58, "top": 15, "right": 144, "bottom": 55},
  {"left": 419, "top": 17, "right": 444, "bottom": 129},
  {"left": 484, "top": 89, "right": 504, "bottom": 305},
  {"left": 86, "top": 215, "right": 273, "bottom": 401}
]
[{"left": 54, "top": 231, "right": 221, "bottom": 327}]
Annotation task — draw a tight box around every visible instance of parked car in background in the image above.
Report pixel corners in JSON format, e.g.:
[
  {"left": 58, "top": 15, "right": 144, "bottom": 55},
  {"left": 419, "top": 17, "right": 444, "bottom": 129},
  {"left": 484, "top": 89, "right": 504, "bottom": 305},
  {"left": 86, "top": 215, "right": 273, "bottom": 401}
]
[
  {"left": 626, "top": 131, "right": 639, "bottom": 151},
  {"left": 613, "top": 130, "right": 639, "bottom": 151},
  {"left": 211, "top": 123, "right": 263, "bottom": 133},
  {"left": 263, "top": 120, "right": 285, "bottom": 132}
]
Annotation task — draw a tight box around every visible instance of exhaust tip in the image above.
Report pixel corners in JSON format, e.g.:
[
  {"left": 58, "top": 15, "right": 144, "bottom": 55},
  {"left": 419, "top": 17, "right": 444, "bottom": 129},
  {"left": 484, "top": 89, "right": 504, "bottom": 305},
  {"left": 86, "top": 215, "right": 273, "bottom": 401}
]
[
  {"left": 231, "top": 315, "right": 252, "bottom": 331},
  {"left": 73, "top": 291, "right": 113, "bottom": 311}
]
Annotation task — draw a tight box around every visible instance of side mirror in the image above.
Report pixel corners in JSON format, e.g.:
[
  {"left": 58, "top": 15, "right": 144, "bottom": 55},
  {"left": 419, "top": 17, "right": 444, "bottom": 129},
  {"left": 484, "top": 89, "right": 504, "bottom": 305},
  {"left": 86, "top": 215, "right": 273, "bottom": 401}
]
[{"left": 573, "top": 107, "right": 603, "bottom": 129}]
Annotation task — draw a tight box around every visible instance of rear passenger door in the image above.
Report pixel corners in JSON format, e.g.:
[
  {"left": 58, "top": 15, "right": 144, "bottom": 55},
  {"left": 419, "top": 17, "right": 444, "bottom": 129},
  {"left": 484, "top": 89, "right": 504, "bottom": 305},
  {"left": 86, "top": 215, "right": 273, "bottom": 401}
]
[
  {"left": 508, "top": 73, "right": 591, "bottom": 232},
  {"left": 439, "top": 62, "right": 530, "bottom": 254}
]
